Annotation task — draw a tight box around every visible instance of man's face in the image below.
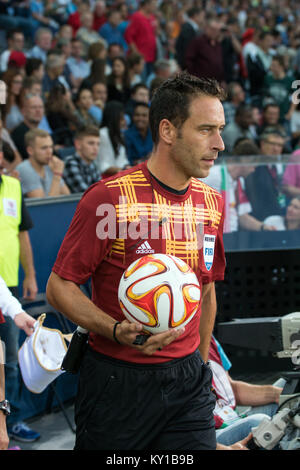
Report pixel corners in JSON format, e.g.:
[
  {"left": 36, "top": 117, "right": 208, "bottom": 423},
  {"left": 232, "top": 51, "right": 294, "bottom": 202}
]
[
  {"left": 12, "top": 32, "right": 24, "bottom": 51},
  {"left": 110, "top": 11, "right": 121, "bottom": 27},
  {"left": 260, "top": 134, "right": 285, "bottom": 156},
  {"left": 92, "top": 83, "right": 107, "bottom": 103},
  {"left": 108, "top": 44, "right": 123, "bottom": 59},
  {"left": 133, "top": 105, "right": 149, "bottom": 132},
  {"left": 76, "top": 135, "right": 100, "bottom": 163},
  {"left": 23, "top": 96, "right": 44, "bottom": 125},
  {"left": 286, "top": 198, "right": 300, "bottom": 223},
  {"left": 38, "top": 32, "right": 52, "bottom": 51},
  {"left": 206, "top": 21, "right": 222, "bottom": 41},
  {"left": 28, "top": 136, "right": 53, "bottom": 166},
  {"left": 133, "top": 87, "right": 149, "bottom": 103},
  {"left": 168, "top": 95, "right": 225, "bottom": 179},
  {"left": 264, "top": 106, "right": 280, "bottom": 125},
  {"left": 72, "top": 40, "right": 82, "bottom": 58},
  {"left": 233, "top": 84, "right": 245, "bottom": 104},
  {"left": 237, "top": 110, "right": 253, "bottom": 130}
]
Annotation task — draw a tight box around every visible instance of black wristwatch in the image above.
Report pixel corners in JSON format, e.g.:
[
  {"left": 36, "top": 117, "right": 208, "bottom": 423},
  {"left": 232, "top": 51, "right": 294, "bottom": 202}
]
[{"left": 0, "top": 400, "right": 11, "bottom": 416}]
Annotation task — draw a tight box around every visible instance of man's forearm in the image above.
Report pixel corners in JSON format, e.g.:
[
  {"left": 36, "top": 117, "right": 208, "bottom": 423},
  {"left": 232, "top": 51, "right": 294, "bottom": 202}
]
[
  {"left": 46, "top": 272, "right": 117, "bottom": 339},
  {"left": 230, "top": 379, "right": 282, "bottom": 406},
  {"left": 198, "top": 282, "right": 217, "bottom": 362},
  {"left": 19, "top": 231, "right": 36, "bottom": 279}
]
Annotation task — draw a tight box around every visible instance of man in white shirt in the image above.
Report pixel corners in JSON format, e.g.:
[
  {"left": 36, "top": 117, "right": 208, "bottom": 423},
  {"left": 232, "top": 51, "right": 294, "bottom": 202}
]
[
  {"left": 0, "top": 29, "right": 25, "bottom": 74},
  {"left": 0, "top": 275, "right": 35, "bottom": 450}
]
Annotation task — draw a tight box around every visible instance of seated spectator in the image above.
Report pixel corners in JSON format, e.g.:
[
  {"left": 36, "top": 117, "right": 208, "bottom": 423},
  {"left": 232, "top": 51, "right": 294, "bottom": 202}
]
[
  {"left": 124, "top": 102, "right": 153, "bottom": 165},
  {"left": 79, "top": 58, "right": 106, "bottom": 91},
  {"left": 257, "top": 103, "right": 288, "bottom": 138},
  {"left": 127, "top": 52, "right": 145, "bottom": 87},
  {"left": 0, "top": 111, "right": 22, "bottom": 169},
  {"left": 63, "top": 126, "right": 101, "bottom": 193},
  {"left": 125, "top": 83, "right": 150, "bottom": 120},
  {"left": 76, "top": 11, "right": 105, "bottom": 58},
  {"left": 222, "top": 82, "right": 246, "bottom": 126},
  {"left": 66, "top": 38, "right": 91, "bottom": 92},
  {"left": 25, "top": 58, "right": 45, "bottom": 82},
  {"left": 0, "top": 29, "right": 25, "bottom": 74},
  {"left": 87, "top": 41, "right": 108, "bottom": 64},
  {"left": 282, "top": 149, "right": 300, "bottom": 199},
  {"left": 11, "top": 94, "right": 47, "bottom": 160},
  {"left": 74, "top": 88, "right": 102, "bottom": 128},
  {"left": 45, "top": 83, "right": 79, "bottom": 147},
  {"left": 95, "top": 101, "right": 129, "bottom": 176},
  {"left": 99, "top": 9, "right": 128, "bottom": 53},
  {"left": 16, "top": 129, "right": 70, "bottom": 198},
  {"left": 1, "top": 69, "right": 24, "bottom": 131},
  {"left": 29, "top": 0, "right": 59, "bottom": 34},
  {"left": 106, "top": 56, "right": 131, "bottom": 104},
  {"left": 209, "top": 336, "right": 283, "bottom": 447},
  {"left": 146, "top": 59, "right": 172, "bottom": 89},
  {"left": 245, "top": 128, "right": 287, "bottom": 221},
  {"left": 27, "top": 27, "right": 53, "bottom": 64},
  {"left": 92, "top": 0, "right": 107, "bottom": 31},
  {"left": 222, "top": 104, "right": 255, "bottom": 155},
  {"left": 263, "top": 196, "right": 300, "bottom": 231},
  {"left": 91, "top": 81, "right": 107, "bottom": 111},
  {"left": 21, "top": 77, "right": 42, "bottom": 98},
  {"left": 42, "top": 53, "right": 70, "bottom": 100},
  {"left": 263, "top": 55, "right": 295, "bottom": 122}
]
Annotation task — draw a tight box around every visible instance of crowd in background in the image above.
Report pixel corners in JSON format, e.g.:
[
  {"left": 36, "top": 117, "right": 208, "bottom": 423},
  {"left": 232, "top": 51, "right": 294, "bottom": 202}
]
[{"left": 0, "top": 0, "right": 300, "bottom": 232}]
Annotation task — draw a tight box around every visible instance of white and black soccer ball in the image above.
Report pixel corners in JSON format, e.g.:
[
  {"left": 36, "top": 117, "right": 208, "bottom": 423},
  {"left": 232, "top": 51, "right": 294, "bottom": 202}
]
[{"left": 118, "top": 253, "right": 201, "bottom": 335}]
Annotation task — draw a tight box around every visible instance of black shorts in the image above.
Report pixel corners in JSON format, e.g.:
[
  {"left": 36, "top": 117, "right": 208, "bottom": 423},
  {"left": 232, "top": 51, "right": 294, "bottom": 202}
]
[{"left": 74, "top": 348, "right": 216, "bottom": 451}]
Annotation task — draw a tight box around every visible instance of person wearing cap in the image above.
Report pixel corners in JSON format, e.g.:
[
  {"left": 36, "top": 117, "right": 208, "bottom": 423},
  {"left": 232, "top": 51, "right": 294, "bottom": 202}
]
[
  {"left": 7, "top": 51, "right": 27, "bottom": 73},
  {"left": 0, "top": 30, "right": 25, "bottom": 74}
]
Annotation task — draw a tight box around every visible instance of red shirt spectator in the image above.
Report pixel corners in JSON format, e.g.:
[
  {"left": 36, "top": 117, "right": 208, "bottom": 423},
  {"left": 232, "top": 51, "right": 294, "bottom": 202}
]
[{"left": 125, "top": 0, "right": 157, "bottom": 64}]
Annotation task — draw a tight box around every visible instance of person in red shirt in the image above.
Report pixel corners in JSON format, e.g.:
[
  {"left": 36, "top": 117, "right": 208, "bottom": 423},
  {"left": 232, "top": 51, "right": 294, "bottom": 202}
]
[
  {"left": 125, "top": 0, "right": 157, "bottom": 78},
  {"left": 47, "top": 72, "right": 227, "bottom": 450}
]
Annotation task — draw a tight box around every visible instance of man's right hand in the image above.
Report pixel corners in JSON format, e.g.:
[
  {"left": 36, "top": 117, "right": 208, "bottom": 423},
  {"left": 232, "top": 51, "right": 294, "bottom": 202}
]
[
  {"left": 0, "top": 415, "right": 9, "bottom": 450},
  {"left": 114, "top": 320, "right": 185, "bottom": 355}
]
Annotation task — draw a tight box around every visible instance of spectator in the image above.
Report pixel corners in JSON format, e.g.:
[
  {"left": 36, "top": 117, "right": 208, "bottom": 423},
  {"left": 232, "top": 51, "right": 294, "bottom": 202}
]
[
  {"left": 221, "top": 18, "right": 243, "bottom": 84},
  {"left": 124, "top": 102, "right": 153, "bottom": 165},
  {"left": 221, "top": 104, "right": 255, "bottom": 155},
  {"left": 289, "top": 102, "right": 300, "bottom": 148},
  {"left": 25, "top": 58, "right": 45, "bottom": 82},
  {"left": 107, "top": 42, "right": 125, "bottom": 66},
  {"left": 6, "top": 51, "right": 27, "bottom": 76},
  {"left": 92, "top": 0, "right": 107, "bottom": 32},
  {"left": 29, "top": 0, "right": 59, "bottom": 33},
  {"left": 1, "top": 70, "right": 24, "bottom": 132},
  {"left": 87, "top": 41, "right": 107, "bottom": 63},
  {"left": 27, "top": 27, "right": 53, "bottom": 64},
  {"left": 42, "top": 53, "right": 70, "bottom": 100},
  {"left": 79, "top": 58, "right": 106, "bottom": 91},
  {"left": 0, "top": 146, "right": 39, "bottom": 443},
  {"left": 125, "top": 0, "right": 157, "bottom": 78},
  {"left": 74, "top": 88, "right": 101, "bottom": 128},
  {"left": 263, "top": 196, "right": 300, "bottom": 231},
  {"left": 125, "top": 82, "right": 150, "bottom": 120},
  {"left": 99, "top": 9, "right": 128, "bottom": 52},
  {"left": 175, "top": 7, "right": 204, "bottom": 71},
  {"left": 0, "top": 114, "right": 22, "bottom": 170},
  {"left": 11, "top": 94, "right": 46, "bottom": 160},
  {"left": 185, "top": 17, "right": 224, "bottom": 82},
  {"left": 106, "top": 56, "right": 131, "bottom": 104},
  {"left": 246, "top": 30, "right": 274, "bottom": 106},
  {"left": 282, "top": 149, "right": 300, "bottom": 199},
  {"left": 66, "top": 38, "right": 91, "bottom": 92},
  {"left": 63, "top": 125, "right": 101, "bottom": 193},
  {"left": 95, "top": 100, "right": 129, "bottom": 176},
  {"left": 146, "top": 59, "right": 172, "bottom": 89},
  {"left": 16, "top": 128, "right": 70, "bottom": 198},
  {"left": 245, "top": 128, "right": 287, "bottom": 221},
  {"left": 76, "top": 11, "right": 105, "bottom": 58},
  {"left": 222, "top": 82, "right": 246, "bottom": 125},
  {"left": 0, "top": 29, "right": 25, "bottom": 74},
  {"left": 91, "top": 81, "right": 108, "bottom": 110},
  {"left": 264, "top": 55, "right": 295, "bottom": 121},
  {"left": 45, "top": 83, "right": 79, "bottom": 147},
  {"left": 127, "top": 52, "right": 145, "bottom": 87}
]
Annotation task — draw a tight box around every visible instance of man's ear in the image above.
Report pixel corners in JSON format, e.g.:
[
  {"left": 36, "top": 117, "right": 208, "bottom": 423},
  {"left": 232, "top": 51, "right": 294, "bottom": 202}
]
[{"left": 159, "top": 119, "right": 176, "bottom": 145}]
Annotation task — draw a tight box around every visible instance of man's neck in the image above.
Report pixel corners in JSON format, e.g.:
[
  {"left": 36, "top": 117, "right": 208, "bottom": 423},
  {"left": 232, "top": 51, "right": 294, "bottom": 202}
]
[
  {"left": 23, "top": 119, "right": 39, "bottom": 130},
  {"left": 147, "top": 151, "right": 191, "bottom": 192},
  {"left": 29, "top": 157, "right": 45, "bottom": 178}
]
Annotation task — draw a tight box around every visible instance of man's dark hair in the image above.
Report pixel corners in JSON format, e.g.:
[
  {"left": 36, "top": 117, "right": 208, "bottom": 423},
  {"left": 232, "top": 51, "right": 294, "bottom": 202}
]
[
  {"left": 235, "top": 103, "right": 253, "bottom": 118},
  {"left": 25, "top": 57, "right": 43, "bottom": 77},
  {"left": 130, "top": 82, "right": 148, "bottom": 96},
  {"left": 187, "top": 7, "right": 201, "bottom": 18},
  {"left": 149, "top": 72, "right": 226, "bottom": 146},
  {"left": 133, "top": 101, "right": 149, "bottom": 112},
  {"left": 75, "top": 125, "right": 100, "bottom": 140}
]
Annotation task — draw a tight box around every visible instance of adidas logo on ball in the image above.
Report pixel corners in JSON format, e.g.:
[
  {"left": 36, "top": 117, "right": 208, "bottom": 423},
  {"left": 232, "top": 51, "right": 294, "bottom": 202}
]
[{"left": 136, "top": 241, "right": 155, "bottom": 254}]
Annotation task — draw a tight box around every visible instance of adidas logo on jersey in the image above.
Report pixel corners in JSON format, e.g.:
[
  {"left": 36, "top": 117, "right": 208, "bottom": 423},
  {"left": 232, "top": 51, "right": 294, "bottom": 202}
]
[{"left": 136, "top": 241, "right": 155, "bottom": 254}]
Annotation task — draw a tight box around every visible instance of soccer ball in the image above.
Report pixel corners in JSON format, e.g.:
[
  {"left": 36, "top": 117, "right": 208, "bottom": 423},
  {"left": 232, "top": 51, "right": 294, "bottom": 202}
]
[{"left": 118, "top": 253, "right": 201, "bottom": 335}]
